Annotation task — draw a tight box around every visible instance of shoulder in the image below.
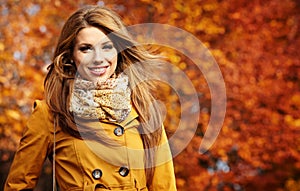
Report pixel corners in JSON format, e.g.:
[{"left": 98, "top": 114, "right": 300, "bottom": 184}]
[
  {"left": 33, "top": 99, "right": 48, "bottom": 111},
  {"left": 31, "top": 100, "right": 52, "bottom": 118},
  {"left": 26, "top": 99, "right": 53, "bottom": 132}
]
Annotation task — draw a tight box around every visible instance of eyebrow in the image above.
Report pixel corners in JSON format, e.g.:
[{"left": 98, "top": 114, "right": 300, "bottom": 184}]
[
  {"left": 77, "top": 40, "right": 113, "bottom": 47},
  {"left": 102, "top": 40, "right": 113, "bottom": 45}
]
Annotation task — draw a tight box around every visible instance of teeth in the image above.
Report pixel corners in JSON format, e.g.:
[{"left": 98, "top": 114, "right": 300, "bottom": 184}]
[{"left": 91, "top": 68, "right": 105, "bottom": 72}]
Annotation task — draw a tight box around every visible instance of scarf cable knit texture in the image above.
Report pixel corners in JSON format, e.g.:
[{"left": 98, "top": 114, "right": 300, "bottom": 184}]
[{"left": 70, "top": 73, "right": 131, "bottom": 122}]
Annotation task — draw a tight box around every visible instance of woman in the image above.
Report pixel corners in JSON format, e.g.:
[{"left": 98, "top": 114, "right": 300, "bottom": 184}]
[{"left": 5, "top": 5, "right": 177, "bottom": 191}]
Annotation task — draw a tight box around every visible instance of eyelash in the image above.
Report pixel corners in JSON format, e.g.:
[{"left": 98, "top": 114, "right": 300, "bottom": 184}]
[
  {"left": 103, "top": 44, "right": 113, "bottom": 50},
  {"left": 78, "top": 44, "right": 114, "bottom": 52},
  {"left": 79, "top": 46, "right": 92, "bottom": 52}
]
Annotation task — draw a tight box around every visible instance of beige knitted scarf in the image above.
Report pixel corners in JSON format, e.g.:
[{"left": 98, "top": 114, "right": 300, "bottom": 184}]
[{"left": 70, "top": 73, "right": 131, "bottom": 122}]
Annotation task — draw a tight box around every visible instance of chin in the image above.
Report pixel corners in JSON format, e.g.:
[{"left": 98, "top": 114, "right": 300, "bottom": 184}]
[{"left": 94, "top": 75, "right": 110, "bottom": 82}]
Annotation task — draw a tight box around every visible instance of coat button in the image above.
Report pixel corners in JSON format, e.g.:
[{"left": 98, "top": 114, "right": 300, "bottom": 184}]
[
  {"left": 92, "top": 169, "right": 102, "bottom": 179},
  {"left": 119, "top": 167, "right": 129, "bottom": 177},
  {"left": 114, "top": 126, "right": 124, "bottom": 136}
]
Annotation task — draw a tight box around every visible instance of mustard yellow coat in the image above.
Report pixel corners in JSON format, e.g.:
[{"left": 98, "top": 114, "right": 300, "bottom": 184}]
[{"left": 5, "top": 100, "right": 177, "bottom": 191}]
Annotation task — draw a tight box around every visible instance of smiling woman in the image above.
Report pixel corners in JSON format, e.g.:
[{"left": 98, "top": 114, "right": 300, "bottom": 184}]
[
  {"left": 4, "top": 5, "right": 177, "bottom": 191},
  {"left": 73, "top": 26, "right": 118, "bottom": 82}
]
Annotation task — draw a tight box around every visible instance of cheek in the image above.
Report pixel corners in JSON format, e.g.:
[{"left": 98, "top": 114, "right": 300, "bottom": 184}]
[
  {"left": 111, "top": 55, "right": 118, "bottom": 70},
  {"left": 73, "top": 51, "right": 81, "bottom": 67},
  {"left": 74, "top": 52, "right": 92, "bottom": 67},
  {"left": 106, "top": 50, "right": 118, "bottom": 61},
  {"left": 110, "top": 50, "right": 118, "bottom": 65}
]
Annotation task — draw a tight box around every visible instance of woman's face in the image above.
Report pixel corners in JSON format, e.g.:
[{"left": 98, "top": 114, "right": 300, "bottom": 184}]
[{"left": 73, "top": 26, "right": 118, "bottom": 83}]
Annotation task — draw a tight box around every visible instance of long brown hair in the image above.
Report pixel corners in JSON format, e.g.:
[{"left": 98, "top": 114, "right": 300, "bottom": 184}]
[{"left": 44, "top": 5, "right": 163, "bottom": 186}]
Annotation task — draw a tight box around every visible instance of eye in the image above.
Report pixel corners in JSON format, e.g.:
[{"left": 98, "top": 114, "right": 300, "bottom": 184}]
[
  {"left": 79, "top": 45, "right": 93, "bottom": 53},
  {"left": 102, "top": 43, "right": 114, "bottom": 50}
]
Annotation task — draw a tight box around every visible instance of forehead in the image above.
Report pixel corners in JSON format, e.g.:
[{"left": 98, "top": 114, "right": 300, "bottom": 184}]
[{"left": 76, "top": 26, "right": 110, "bottom": 44}]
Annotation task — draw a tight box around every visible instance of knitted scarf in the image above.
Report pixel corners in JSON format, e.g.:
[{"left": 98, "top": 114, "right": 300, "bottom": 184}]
[{"left": 70, "top": 74, "right": 131, "bottom": 122}]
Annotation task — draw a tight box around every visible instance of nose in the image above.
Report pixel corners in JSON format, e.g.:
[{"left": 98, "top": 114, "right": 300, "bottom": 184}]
[{"left": 93, "top": 48, "right": 105, "bottom": 64}]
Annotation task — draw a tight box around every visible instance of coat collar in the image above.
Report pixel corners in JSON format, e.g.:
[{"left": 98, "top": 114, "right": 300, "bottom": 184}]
[
  {"left": 100, "top": 105, "right": 139, "bottom": 127},
  {"left": 74, "top": 105, "right": 140, "bottom": 130}
]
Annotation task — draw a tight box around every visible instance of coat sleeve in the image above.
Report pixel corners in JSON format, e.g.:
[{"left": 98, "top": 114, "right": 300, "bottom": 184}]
[
  {"left": 4, "top": 100, "right": 52, "bottom": 191},
  {"left": 150, "top": 126, "right": 177, "bottom": 191}
]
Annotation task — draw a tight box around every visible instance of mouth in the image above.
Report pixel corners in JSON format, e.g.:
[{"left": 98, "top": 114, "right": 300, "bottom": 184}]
[{"left": 88, "top": 66, "right": 109, "bottom": 76}]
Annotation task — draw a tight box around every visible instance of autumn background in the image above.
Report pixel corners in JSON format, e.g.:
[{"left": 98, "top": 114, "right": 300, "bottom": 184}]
[{"left": 0, "top": 0, "right": 299, "bottom": 190}]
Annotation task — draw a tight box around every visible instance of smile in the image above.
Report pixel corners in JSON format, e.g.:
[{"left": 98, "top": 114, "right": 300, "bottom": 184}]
[{"left": 88, "top": 66, "right": 109, "bottom": 75}]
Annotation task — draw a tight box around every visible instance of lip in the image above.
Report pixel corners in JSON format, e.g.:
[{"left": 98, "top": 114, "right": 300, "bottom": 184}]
[{"left": 88, "top": 66, "right": 109, "bottom": 76}]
